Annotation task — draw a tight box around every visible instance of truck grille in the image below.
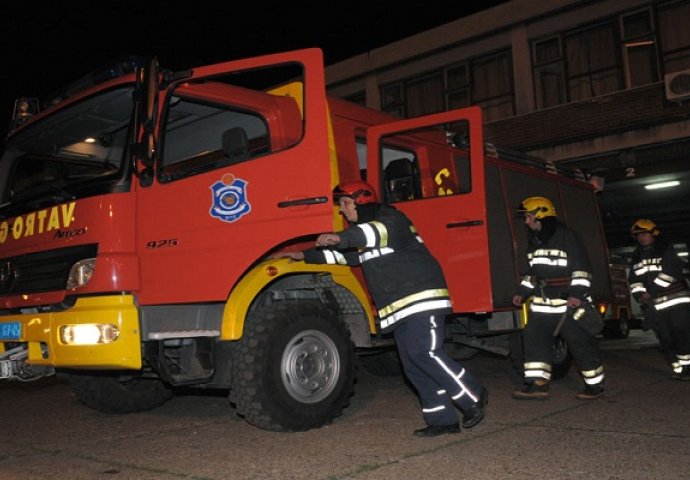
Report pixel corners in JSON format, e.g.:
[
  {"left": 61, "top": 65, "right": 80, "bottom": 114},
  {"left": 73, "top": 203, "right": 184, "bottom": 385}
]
[{"left": 0, "top": 244, "right": 98, "bottom": 296}]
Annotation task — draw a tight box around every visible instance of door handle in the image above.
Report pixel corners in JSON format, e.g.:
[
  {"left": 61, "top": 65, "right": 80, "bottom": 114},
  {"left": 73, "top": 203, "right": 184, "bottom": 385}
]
[
  {"left": 278, "top": 197, "right": 328, "bottom": 208},
  {"left": 446, "top": 220, "right": 484, "bottom": 228}
]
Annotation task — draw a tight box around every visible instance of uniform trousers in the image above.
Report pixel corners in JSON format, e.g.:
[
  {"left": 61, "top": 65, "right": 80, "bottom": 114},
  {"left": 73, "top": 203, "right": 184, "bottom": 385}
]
[
  {"left": 523, "top": 309, "right": 603, "bottom": 383},
  {"left": 393, "top": 309, "right": 482, "bottom": 426},
  {"left": 654, "top": 301, "right": 690, "bottom": 370}
]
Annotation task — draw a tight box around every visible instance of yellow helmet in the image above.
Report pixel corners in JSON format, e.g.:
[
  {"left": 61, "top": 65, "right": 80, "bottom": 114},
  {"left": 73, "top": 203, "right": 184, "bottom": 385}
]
[
  {"left": 631, "top": 218, "right": 659, "bottom": 237},
  {"left": 517, "top": 196, "right": 556, "bottom": 219}
]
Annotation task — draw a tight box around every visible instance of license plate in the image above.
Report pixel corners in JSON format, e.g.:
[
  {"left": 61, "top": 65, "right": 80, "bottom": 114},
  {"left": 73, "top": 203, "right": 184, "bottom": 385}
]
[{"left": 0, "top": 322, "right": 21, "bottom": 340}]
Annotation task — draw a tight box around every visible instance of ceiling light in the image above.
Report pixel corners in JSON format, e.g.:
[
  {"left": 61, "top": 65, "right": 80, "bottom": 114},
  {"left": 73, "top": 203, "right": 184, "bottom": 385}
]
[{"left": 644, "top": 180, "right": 680, "bottom": 190}]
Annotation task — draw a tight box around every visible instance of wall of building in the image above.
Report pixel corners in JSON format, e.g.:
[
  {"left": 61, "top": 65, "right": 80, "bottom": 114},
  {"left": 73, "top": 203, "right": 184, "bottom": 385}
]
[{"left": 324, "top": 0, "right": 690, "bottom": 250}]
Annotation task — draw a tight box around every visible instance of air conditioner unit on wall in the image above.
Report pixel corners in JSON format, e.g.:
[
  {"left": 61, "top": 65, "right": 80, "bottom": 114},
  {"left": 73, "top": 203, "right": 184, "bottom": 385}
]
[{"left": 664, "top": 69, "right": 690, "bottom": 102}]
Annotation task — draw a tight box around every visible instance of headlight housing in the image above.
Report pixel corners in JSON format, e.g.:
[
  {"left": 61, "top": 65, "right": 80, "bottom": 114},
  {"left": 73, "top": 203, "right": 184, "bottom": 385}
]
[
  {"left": 66, "top": 258, "right": 96, "bottom": 289},
  {"left": 60, "top": 324, "right": 120, "bottom": 345}
]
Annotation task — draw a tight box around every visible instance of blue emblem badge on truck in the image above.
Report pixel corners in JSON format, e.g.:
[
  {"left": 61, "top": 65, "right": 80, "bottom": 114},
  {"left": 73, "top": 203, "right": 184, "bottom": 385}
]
[{"left": 210, "top": 174, "right": 251, "bottom": 223}]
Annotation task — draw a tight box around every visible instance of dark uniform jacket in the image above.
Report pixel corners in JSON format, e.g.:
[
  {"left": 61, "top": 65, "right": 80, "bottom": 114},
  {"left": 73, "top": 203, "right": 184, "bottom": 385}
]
[
  {"left": 629, "top": 240, "right": 690, "bottom": 310},
  {"left": 515, "top": 218, "right": 593, "bottom": 313},
  {"left": 304, "top": 204, "right": 451, "bottom": 333}
]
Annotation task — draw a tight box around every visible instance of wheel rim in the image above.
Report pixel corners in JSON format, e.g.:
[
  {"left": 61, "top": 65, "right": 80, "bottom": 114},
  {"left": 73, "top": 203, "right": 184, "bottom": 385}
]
[
  {"left": 281, "top": 329, "right": 340, "bottom": 403},
  {"left": 553, "top": 337, "right": 568, "bottom": 363},
  {"left": 620, "top": 314, "right": 629, "bottom": 336}
]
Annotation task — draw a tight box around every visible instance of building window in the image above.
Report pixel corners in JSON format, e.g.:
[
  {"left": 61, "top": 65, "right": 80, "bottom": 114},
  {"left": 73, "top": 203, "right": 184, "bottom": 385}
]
[
  {"left": 566, "top": 22, "right": 622, "bottom": 101},
  {"left": 531, "top": 3, "right": 690, "bottom": 108},
  {"left": 380, "top": 51, "right": 514, "bottom": 122},
  {"left": 533, "top": 37, "right": 566, "bottom": 109},
  {"left": 445, "top": 63, "right": 470, "bottom": 110},
  {"left": 471, "top": 51, "right": 514, "bottom": 121},
  {"left": 620, "top": 8, "right": 659, "bottom": 87},
  {"left": 532, "top": 21, "right": 624, "bottom": 106},
  {"left": 658, "top": 0, "right": 690, "bottom": 73},
  {"left": 381, "top": 83, "right": 404, "bottom": 117},
  {"left": 406, "top": 73, "right": 444, "bottom": 117}
]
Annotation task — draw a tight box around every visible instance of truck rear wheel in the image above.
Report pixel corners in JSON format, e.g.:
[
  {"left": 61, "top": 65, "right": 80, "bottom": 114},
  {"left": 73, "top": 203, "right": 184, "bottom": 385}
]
[
  {"left": 230, "top": 301, "right": 355, "bottom": 431},
  {"left": 602, "top": 311, "right": 630, "bottom": 339},
  {"left": 68, "top": 371, "right": 174, "bottom": 413}
]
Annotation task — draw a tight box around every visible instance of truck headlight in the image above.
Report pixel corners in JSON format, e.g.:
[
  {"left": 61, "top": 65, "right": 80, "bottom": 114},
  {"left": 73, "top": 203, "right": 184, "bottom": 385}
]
[
  {"left": 66, "top": 258, "right": 96, "bottom": 289},
  {"left": 60, "top": 324, "right": 119, "bottom": 345}
]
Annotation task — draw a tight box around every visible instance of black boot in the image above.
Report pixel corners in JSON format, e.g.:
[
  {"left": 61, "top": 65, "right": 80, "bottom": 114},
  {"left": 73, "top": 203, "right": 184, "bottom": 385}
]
[
  {"left": 413, "top": 423, "right": 461, "bottom": 437},
  {"left": 462, "top": 387, "right": 488, "bottom": 428},
  {"left": 575, "top": 383, "right": 604, "bottom": 400},
  {"left": 674, "top": 365, "right": 690, "bottom": 381},
  {"left": 512, "top": 379, "right": 550, "bottom": 400}
]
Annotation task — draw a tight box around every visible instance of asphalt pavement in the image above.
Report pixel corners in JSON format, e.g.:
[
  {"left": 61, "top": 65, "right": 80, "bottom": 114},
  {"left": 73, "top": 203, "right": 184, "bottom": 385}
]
[{"left": 2, "top": 330, "right": 689, "bottom": 480}]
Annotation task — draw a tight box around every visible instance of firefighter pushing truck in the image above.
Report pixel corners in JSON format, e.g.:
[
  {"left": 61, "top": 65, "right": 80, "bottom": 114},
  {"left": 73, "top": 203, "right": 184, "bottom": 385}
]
[{"left": 0, "top": 49, "right": 611, "bottom": 431}]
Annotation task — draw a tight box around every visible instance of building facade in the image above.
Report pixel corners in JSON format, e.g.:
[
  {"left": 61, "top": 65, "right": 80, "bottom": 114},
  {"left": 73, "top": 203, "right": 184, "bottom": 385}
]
[{"left": 325, "top": 0, "right": 690, "bottom": 253}]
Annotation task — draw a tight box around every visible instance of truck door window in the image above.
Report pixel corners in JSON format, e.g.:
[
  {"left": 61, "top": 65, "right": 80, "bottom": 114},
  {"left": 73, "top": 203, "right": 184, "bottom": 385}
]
[
  {"left": 159, "top": 63, "right": 305, "bottom": 183},
  {"left": 379, "top": 121, "right": 472, "bottom": 203},
  {"left": 159, "top": 97, "right": 269, "bottom": 181},
  {"left": 1, "top": 87, "right": 132, "bottom": 207}
]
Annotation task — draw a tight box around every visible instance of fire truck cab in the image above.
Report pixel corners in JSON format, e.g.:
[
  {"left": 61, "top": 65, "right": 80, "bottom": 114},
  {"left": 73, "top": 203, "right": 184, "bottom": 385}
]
[{"left": 0, "top": 49, "right": 611, "bottom": 431}]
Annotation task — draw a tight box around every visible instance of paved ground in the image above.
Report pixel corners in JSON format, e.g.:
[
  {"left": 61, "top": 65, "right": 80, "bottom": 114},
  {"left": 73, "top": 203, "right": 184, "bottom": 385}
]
[{"left": 2, "top": 330, "right": 689, "bottom": 480}]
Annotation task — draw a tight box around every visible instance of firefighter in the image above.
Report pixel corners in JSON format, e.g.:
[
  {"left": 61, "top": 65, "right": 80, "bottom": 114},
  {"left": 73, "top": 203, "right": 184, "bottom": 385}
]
[
  {"left": 512, "top": 196, "right": 605, "bottom": 400},
  {"left": 629, "top": 219, "right": 690, "bottom": 380},
  {"left": 274, "top": 181, "right": 487, "bottom": 437}
]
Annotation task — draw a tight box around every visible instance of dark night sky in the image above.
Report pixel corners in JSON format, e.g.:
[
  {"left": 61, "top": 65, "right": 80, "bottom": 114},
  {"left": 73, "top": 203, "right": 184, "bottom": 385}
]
[{"left": 0, "top": 0, "right": 508, "bottom": 138}]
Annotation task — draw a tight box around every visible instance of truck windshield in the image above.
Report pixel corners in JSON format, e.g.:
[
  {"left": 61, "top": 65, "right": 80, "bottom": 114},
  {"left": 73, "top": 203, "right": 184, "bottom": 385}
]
[{"left": 0, "top": 87, "right": 133, "bottom": 207}]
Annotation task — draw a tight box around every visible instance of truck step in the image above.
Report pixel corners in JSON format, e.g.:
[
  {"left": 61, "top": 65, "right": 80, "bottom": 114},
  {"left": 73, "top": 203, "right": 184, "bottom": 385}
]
[{"left": 148, "top": 330, "right": 220, "bottom": 340}]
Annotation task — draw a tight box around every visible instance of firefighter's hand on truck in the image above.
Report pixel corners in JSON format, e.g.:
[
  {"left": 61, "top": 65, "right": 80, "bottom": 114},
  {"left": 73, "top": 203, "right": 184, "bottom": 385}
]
[
  {"left": 270, "top": 251, "right": 305, "bottom": 262},
  {"left": 316, "top": 233, "right": 341, "bottom": 247},
  {"left": 512, "top": 294, "right": 524, "bottom": 307}
]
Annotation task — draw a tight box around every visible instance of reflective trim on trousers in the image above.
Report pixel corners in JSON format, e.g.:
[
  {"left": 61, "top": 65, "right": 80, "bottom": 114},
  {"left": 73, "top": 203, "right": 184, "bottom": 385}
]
[
  {"left": 525, "top": 370, "right": 552, "bottom": 380},
  {"left": 524, "top": 361, "right": 552, "bottom": 381},
  {"left": 583, "top": 373, "right": 605, "bottom": 385},
  {"left": 422, "top": 405, "right": 446, "bottom": 414},
  {"left": 428, "top": 315, "right": 478, "bottom": 404},
  {"left": 582, "top": 365, "right": 605, "bottom": 385}
]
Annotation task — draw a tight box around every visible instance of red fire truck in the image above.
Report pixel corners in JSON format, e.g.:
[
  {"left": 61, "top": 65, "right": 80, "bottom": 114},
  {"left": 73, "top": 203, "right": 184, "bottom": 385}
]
[{"left": 0, "top": 49, "right": 611, "bottom": 431}]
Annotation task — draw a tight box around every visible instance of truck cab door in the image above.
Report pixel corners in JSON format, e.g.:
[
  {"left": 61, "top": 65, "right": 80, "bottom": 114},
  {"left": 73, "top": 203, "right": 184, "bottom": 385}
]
[
  {"left": 366, "top": 106, "right": 493, "bottom": 313},
  {"left": 134, "top": 49, "right": 335, "bottom": 304}
]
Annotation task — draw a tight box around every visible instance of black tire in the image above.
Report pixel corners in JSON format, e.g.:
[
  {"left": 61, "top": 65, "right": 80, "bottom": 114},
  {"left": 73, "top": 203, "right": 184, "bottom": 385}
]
[
  {"left": 508, "top": 331, "right": 524, "bottom": 377},
  {"left": 603, "top": 311, "right": 630, "bottom": 339},
  {"left": 618, "top": 311, "right": 630, "bottom": 339},
  {"left": 508, "top": 331, "right": 572, "bottom": 381},
  {"left": 550, "top": 336, "right": 572, "bottom": 380},
  {"left": 68, "top": 371, "right": 174, "bottom": 413},
  {"left": 230, "top": 301, "right": 356, "bottom": 432}
]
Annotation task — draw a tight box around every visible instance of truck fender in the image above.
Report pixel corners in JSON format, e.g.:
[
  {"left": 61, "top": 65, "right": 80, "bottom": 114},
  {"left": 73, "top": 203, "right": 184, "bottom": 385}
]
[{"left": 220, "top": 258, "right": 374, "bottom": 340}]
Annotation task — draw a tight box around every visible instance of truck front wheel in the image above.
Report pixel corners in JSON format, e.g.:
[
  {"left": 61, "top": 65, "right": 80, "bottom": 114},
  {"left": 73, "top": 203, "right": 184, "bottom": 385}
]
[
  {"left": 230, "top": 301, "right": 356, "bottom": 431},
  {"left": 68, "top": 371, "right": 173, "bottom": 413}
]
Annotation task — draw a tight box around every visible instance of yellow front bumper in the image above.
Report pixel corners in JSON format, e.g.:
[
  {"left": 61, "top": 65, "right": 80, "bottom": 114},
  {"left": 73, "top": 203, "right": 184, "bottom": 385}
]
[{"left": 0, "top": 295, "right": 141, "bottom": 370}]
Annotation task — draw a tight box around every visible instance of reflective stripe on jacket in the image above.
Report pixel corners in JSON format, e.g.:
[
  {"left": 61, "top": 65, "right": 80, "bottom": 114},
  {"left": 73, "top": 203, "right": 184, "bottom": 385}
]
[{"left": 304, "top": 205, "right": 451, "bottom": 332}]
